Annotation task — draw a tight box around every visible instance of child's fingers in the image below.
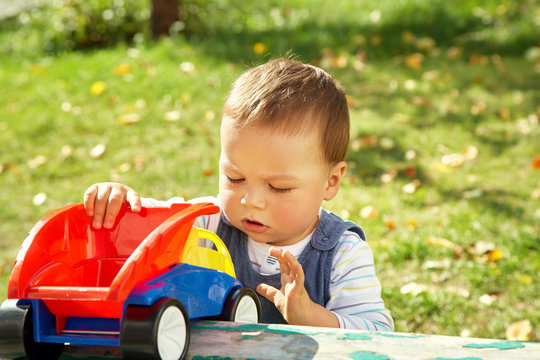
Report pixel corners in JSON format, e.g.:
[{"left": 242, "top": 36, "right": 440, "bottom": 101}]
[
  {"left": 269, "top": 248, "right": 291, "bottom": 275},
  {"left": 102, "top": 187, "right": 128, "bottom": 229},
  {"left": 283, "top": 251, "right": 304, "bottom": 278},
  {"left": 126, "top": 189, "right": 141, "bottom": 212},
  {"left": 281, "top": 250, "right": 301, "bottom": 281},
  {"left": 256, "top": 283, "right": 279, "bottom": 303},
  {"left": 83, "top": 185, "right": 98, "bottom": 216},
  {"left": 91, "top": 185, "right": 112, "bottom": 229},
  {"left": 292, "top": 261, "right": 305, "bottom": 288}
]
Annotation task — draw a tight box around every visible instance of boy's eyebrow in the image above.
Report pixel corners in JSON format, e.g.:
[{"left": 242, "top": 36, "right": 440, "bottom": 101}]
[
  {"left": 219, "top": 162, "right": 299, "bottom": 182},
  {"left": 264, "top": 173, "right": 299, "bottom": 182},
  {"left": 219, "top": 161, "right": 237, "bottom": 171}
]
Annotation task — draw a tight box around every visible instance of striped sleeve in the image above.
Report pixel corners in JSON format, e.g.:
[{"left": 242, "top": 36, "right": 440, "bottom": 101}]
[
  {"left": 327, "top": 231, "right": 394, "bottom": 331},
  {"left": 141, "top": 196, "right": 221, "bottom": 233},
  {"left": 189, "top": 196, "right": 221, "bottom": 233}
]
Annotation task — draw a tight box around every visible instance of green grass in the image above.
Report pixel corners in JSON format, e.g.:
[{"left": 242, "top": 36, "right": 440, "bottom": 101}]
[{"left": 1, "top": 0, "right": 539, "bottom": 340}]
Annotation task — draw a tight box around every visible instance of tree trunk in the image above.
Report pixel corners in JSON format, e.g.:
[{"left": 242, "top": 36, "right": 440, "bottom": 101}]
[{"left": 151, "top": 0, "right": 180, "bottom": 38}]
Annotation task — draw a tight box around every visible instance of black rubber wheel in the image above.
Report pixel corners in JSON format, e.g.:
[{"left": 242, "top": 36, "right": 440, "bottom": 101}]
[
  {"left": 220, "top": 287, "right": 262, "bottom": 323},
  {"left": 0, "top": 299, "right": 63, "bottom": 360},
  {"left": 121, "top": 298, "right": 190, "bottom": 360},
  {"left": 0, "top": 299, "right": 28, "bottom": 359}
]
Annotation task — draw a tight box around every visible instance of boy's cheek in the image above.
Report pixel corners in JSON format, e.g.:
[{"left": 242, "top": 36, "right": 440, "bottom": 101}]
[{"left": 217, "top": 190, "right": 240, "bottom": 217}]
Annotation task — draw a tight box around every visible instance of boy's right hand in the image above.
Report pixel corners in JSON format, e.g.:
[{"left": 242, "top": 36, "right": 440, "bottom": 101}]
[{"left": 83, "top": 182, "right": 142, "bottom": 229}]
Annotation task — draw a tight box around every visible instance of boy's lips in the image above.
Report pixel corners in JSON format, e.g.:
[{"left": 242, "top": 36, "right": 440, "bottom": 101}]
[{"left": 241, "top": 218, "right": 269, "bottom": 233}]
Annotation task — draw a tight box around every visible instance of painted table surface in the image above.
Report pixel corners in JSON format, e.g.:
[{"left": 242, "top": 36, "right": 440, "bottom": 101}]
[{"left": 49, "top": 321, "right": 540, "bottom": 360}]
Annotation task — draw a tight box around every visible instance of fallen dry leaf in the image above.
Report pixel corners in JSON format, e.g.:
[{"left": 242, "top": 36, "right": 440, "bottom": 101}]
[
  {"left": 117, "top": 113, "right": 141, "bottom": 125},
  {"left": 404, "top": 79, "right": 417, "bottom": 90},
  {"left": 32, "top": 192, "right": 47, "bottom": 206},
  {"left": 369, "top": 9, "right": 381, "bottom": 23},
  {"left": 423, "top": 258, "right": 451, "bottom": 270},
  {"left": 400, "top": 282, "right": 427, "bottom": 296},
  {"left": 117, "top": 163, "right": 131, "bottom": 173},
  {"left": 59, "top": 145, "right": 74, "bottom": 161},
  {"left": 412, "top": 96, "right": 431, "bottom": 108},
  {"left": 132, "top": 155, "right": 145, "bottom": 171},
  {"left": 404, "top": 166, "right": 416, "bottom": 178},
  {"left": 498, "top": 108, "right": 511, "bottom": 120},
  {"left": 203, "top": 169, "right": 213, "bottom": 177},
  {"left": 351, "top": 135, "right": 378, "bottom": 150},
  {"left": 447, "top": 46, "right": 463, "bottom": 59},
  {"left": 61, "top": 102, "right": 72, "bottom": 112},
  {"left": 114, "top": 63, "right": 132, "bottom": 76},
  {"left": 385, "top": 219, "right": 396, "bottom": 230},
  {"left": 405, "top": 53, "right": 424, "bottom": 70},
  {"left": 90, "top": 144, "right": 106, "bottom": 159},
  {"left": 379, "top": 137, "right": 395, "bottom": 150},
  {"left": 524, "top": 46, "right": 540, "bottom": 61},
  {"left": 518, "top": 274, "right": 533, "bottom": 285},
  {"left": 353, "top": 53, "right": 366, "bottom": 72},
  {"left": 506, "top": 320, "right": 532, "bottom": 341},
  {"left": 180, "top": 61, "right": 196, "bottom": 74},
  {"left": 164, "top": 110, "right": 181, "bottom": 122},
  {"left": 27, "top": 155, "right": 47, "bottom": 169},
  {"left": 517, "top": 118, "right": 533, "bottom": 135},
  {"left": 469, "top": 54, "right": 490, "bottom": 65},
  {"left": 370, "top": 35, "right": 382, "bottom": 46},
  {"left": 463, "top": 146, "right": 479, "bottom": 161},
  {"left": 404, "top": 149, "right": 416, "bottom": 160},
  {"left": 253, "top": 42, "right": 268, "bottom": 55},
  {"left": 446, "top": 286, "right": 470, "bottom": 298},
  {"left": 0, "top": 163, "right": 16, "bottom": 175},
  {"left": 462, "top": 188, "right": 484, "bottom": 199},
  {"left": 380, "top": 169, "right": 397, "bottom": 183},
  {"left": 330, "top": 54, "right": 348, "bottom": 69},
  {"left": 531, "top": 155, "right": 540, "bottom": 170},
  {"left": 90, "top": 81, "right": 106, "bottom": 96},
  {"left": 485, "top": 249, "right": 504, "bottom": 262},
  {"left": 479, "top": 293, "right": 498, "bottom": 306},
  {"left": 468, "top": 241, "right": 495, "bottom": 255},
  {"left": 441, "top": 153, "right": 465, "bottom": 168},
  {"left": 414, "top": 36, "right": 436, "bottom": 52},
  {"left": 406, "top": 218, "right": 418, "bottom": 229},
  {"left": 205, "top": 110, "right": 216, "bottom": 121},
  {"left": 402, "top": 179, "right": 421, "bottom": 194},
  {"left": 470, "top": 102, "right": 487, "bottom": 115},
  {"left": 360, "top": 205, "right": 379, "bottom": 220},
  {"left": 426, "top": 236, "right": 465, "bottom": 257},
  {"left": 402, "top": 31, "right": 415, "bottom": 44},
  {"left": 393, "top": 113, "right": 412, "bottom": 123}
]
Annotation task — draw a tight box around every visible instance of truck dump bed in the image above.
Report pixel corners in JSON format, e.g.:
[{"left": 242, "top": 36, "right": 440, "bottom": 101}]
[{"left": 8, "top": 202, "right": 219, "bottom": 318}]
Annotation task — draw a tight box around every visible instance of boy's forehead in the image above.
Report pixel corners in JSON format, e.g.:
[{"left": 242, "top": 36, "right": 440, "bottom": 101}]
[
  {"left": 220, "top": 116, "right": 327, "bottom": 166},
  {"left": 220, "top": 113, "right": 321, "bottom": 140}
]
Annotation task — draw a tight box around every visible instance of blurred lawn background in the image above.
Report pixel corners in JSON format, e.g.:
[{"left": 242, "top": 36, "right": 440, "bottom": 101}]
[{"left": 0, "top": 0, "right": 539, "bottom": 340}]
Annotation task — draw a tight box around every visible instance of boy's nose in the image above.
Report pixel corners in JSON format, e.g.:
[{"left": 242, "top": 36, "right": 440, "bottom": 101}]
[{"left": 240, "top": 191, "right": 265, "bottom": 209}]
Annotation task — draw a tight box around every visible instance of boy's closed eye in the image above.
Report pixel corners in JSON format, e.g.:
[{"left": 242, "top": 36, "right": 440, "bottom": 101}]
[
  {"left": 269, "top": 184, "right": 293, "bottom": 193},
  {"left": 226, "top": 175, "right": 245, "bottom": 184},
  {"left": 226, "top": 175, "right": 293, "bottom": 193}
]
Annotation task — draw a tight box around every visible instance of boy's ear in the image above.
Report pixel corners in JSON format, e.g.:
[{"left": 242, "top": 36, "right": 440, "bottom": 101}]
[{"left": 324, "top": 161, "right": 347, "bottom": 201}]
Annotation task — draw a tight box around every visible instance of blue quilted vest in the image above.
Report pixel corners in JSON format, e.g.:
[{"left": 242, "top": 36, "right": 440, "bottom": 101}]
[{"left": 217, "top": 209, "right": 365, "bottom": 324}]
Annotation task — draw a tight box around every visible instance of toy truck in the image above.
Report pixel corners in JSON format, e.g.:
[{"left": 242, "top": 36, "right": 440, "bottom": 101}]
[{"left": 0, "top": 202, "right": 261, "bottom": 360}]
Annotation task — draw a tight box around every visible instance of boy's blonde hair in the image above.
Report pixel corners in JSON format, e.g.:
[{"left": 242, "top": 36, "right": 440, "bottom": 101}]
[{"left": 222, "top": 58, "right": 349, "bottom": 165}]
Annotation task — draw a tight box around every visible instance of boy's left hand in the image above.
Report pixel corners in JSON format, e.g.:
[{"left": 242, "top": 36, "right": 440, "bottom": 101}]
[{"left": 257, "top": 248, "right": 338, "bottom": 327}]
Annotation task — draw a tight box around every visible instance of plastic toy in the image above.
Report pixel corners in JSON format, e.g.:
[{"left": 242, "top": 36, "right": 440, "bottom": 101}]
[{"left": 0, "top": 202, "right": 262, "bottom": 360}]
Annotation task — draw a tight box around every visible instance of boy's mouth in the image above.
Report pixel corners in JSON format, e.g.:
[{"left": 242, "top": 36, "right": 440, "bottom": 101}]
[{"left": 241, "top": 218, "right": 269, "bottom": 233}]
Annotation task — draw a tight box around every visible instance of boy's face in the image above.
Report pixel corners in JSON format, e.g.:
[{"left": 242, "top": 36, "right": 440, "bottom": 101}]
[{"left": 219, "top": 116, "right": 345, "bottom": 246}]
